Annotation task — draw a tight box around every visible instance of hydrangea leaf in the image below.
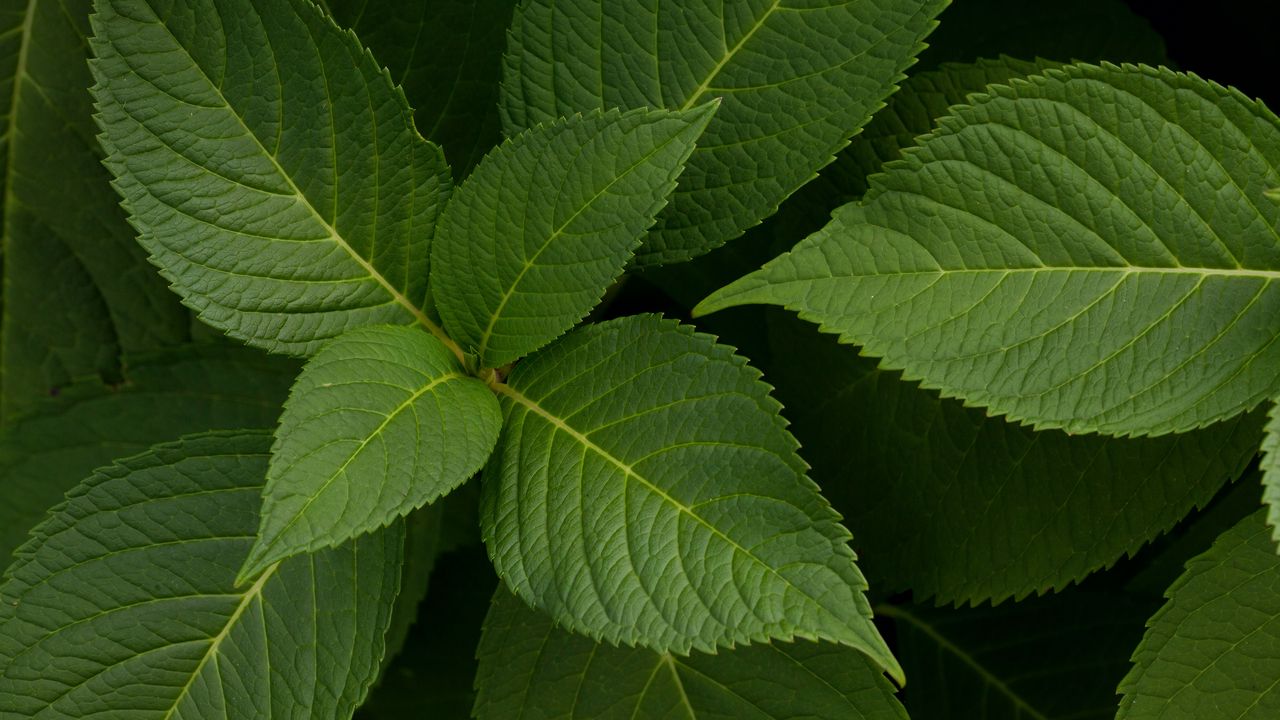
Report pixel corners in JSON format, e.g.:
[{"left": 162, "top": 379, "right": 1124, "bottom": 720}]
[
  {"left": 698, "top": 64, "right": 1280, "bottom": 436},
  {"left": 0, "top": 0, "right": 189, "bottom": 420},
  {"left": 89, "top": 0, "right": 453, "bottom": 356},
  {"left": 239, "top": 325, "right": 501, "bottom": 582},
  {"left": 0, "top": 431, "right": 404, "bottom": 718},
  {"left": 1118, "top": 510, "right": 1280, "bottom": 719},
  {"left": 0, "top": 344, "right": 297, "bottom": 569},
  {"left": 480, "top": 315, "right": 899, "bottom": 680},
  {"left": 432, "top": 105, "right": 715, "bottom": 369},
  {"left": 474, "top": 588, "right": 907, "bottom": 720},
  {"left": 327, "top": 0, "right": 516, "bottom": 179},
  {"left": 1260, "top": 402, "right": 1280, "bottom": 549},
  {"left": 500, "top": 0, "right": 948, "bottom": 265},
  {"left": 765, "top": 315, "right": 1263, "bottom": 604}
]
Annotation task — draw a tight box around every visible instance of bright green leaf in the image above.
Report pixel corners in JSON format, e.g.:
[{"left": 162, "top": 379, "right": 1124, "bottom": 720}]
[
  {"left": 1261, "top": 404, "right": 1280, "bottom": 550},
  {"left": 501, "top": 0, "right": 947, "bottom": 265},
  {"left": 0, "top": 431, "right": 404, "bottom": 717},
  {"left": 89, "top": 0, "right": 453, "bottom": 356},
  {"left": 239, "top": 325, "right": 501, "bottom": 582},
  {"left": 474, "top": 587, "right": 907, "bottom": 720},
  {"left": 0, "top": 344, "right": 297, "bottom": 568},
  {"left": 883, "top": 590, "right": 1156, "bottom": 719},
  {"left": 698, "top": 64, "right": 1280, "bottom": 436},
  {"left": 328, "top": 0, "right": 516, "bottom": 179},
  {"left": 1118, "top": 510, "right": 1280, "bottom": 719},
  {"left": 0, "top": 0, "right": 188, "bottom": 420},
  {"left": 765, "top": 315, "right": 1263, "bottom": 604},
  {"left": 481, "top": 315, "right": 899, "bottom": 679},
  {"left": 432, "top": 105, "right": 715, "bottom": 369}
]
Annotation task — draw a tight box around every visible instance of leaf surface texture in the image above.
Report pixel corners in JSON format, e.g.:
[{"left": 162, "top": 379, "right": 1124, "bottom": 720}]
[
  {"left": 433, "top": 106, "right": 713, "bottom": 368},
  {"left": 240, "top": 325, "right": 501, "bottom": 580},
  {"left": 480, "top": 315, "right": 898, "bottom": 678},
  {"left": 0, "top": 431, "right": 403, "bottom": 718},
  {"left": 474, "top": 587, "right": 906, "bottom": 719},
  {"left": 501, "top": 0, "right": 947, "bottom": 264},
  {"left": 699, "top": 64, "right": 1280, "bottom": 436},
  {"left": 90, "top": 0, "right": 452, "bottom": 356}
]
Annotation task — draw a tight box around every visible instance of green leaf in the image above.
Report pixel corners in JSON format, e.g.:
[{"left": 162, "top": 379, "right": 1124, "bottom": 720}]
[
  {"left": 1265, "top": 404, "right": 1280, "bottom": 549},
  {"left": 474, "top": 587, "right": 907, "bottom": 720},
  {"left": 883, "top": 590, "right": 1157, "bottom": 719},
  {"left": 432, "top": 105, "right": 716, "bottom": 369},
  {"left": 1118, "top": 510, "right": 1280, "bottom": 719},
  {"left": 239, "top": 325, "right": 501, "bottom": 582},
  {"left": 480, "top": 315, "right": 899, "bottom": 680},
  {"left": 1, "top": 0, "right": 189, "bottom": 420},
  {"left": 89, "top": 0, "right": 454, "bottom": 356},
  {"left": 327, "top": 0, "right": 516, "bottom": 179},
  {"left": 764, "top": 315, "right": 1263, "bottom": 604},
  {"left": 0, "top": 431, "right": 404, "bottom": 717},
  {"left": 501, "top": 0, "right": 947, "bottom": 265},
  {"left": 698, "top": 64, "right": 1280, "bottom": 436},
  {"left": 0, "top": 344, "right": 297, "bottom": 568},
  {"left": 1267, "top": 187, "right": 1280, "bottom": 203},
  {"left": 917, "top": 0, "right": 1166, "bottom": 69}
]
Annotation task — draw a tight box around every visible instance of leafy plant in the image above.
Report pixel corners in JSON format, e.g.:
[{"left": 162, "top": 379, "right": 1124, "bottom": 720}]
[{"left": 0, "top": 0, "right": 1277, "bottom": 717}]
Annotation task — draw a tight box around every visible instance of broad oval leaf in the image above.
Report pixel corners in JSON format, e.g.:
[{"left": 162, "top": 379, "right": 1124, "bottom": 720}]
[
  {"left": 474, "top": 587, "right": 907, "bottom": 720},
  {"left": 765, "top": 315, "right": 1263, "bottom": 604},
  {"left": 1118, "top": 510, "right": 1280, "bottom": 719},
  {"left": 239, "top": 325, "right": 501, "bottom": 581},
  {"left": 0, "top": 431, "right": 404, "bottom": 718},
  {"left": 0, "top": 344, "right": 297, "bottom": 569},
  {"left": 480, "top": 314, "right": 900, "bottom": 680},
  {"left": 432, "top": 105, "right": 715, "bottom": 369},
  {"left": 89, "top": 0, "right": 453, "bottom": 356},
  {"left": 501, "top": 0, "right": 947, "bottom": 265},
  {"left": 698, "top": 64, "right": 1280, "bottom": 436}
]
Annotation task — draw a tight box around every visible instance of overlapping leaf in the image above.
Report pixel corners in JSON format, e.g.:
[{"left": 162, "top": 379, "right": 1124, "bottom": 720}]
[
  {"left": 89, "top": 0, "right": 452, "bottom": 356},
  {"left": 698, "top": 64, "right": 1280, "bottom": 436},
  {"left": 480, "top": 315, "right": 899, "bottom": 679},
  {"left": 239, "top": 325, "right": 501, "bottom": 581},
  {"left": 432, "top": 106, "right": 715, "bottom": 369},
  {"left": 0, "top": 0, "right": 188, "bottom": 420},
  {"left": 765, "top": 315, "right": 1263, "bottom": 604},
  {"left": 501, "top": 0, "right": 947, "bottom": 265},
  {"left": 0, "top": 432, "right": 404, "bottom": 718},
  {"left": 328, "top": 0, "right": 516, "bottom": 178},
  {"left": 0, "top": 344, "right": 297, "bottom": 567},
  {"left": 1264, "top": 405, "right": 1280, "bottom": 548},
  {"left": 1118, "top": 511, "right": 1280, "bottom": 718},
  {"left": 474, "top": 588, "right": 906, "bottom": 719}
]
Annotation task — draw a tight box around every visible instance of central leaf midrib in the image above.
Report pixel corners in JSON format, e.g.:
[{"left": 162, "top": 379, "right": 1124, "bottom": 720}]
[
  {"left": 814, "top": 265, "right": 1280, "bottom": 280},
  {"left": 141, "top": 3, "right": 459, "bottom": 355},
  {"left": 495, "top": 383, "right": 855, "bottom": 636},
  {"left": 677, "top": 0, "right": 782, "bottom": 111}
]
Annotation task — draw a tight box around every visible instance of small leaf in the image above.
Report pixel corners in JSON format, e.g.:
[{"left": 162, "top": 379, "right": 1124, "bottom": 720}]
[
  {"left": 0, "top": 344, "right": 297, "bottom": 568},
  {"left": 698, "top": 64, "right": 1280, "bottom": 436},
  {"left": 481, "top": 315, "right": 899, "bottom": 680},
  {"left": 474, "top": 587, "right": 907, "bottom": 719},
  {"left": 327, "top": 0, "right": 516, "bottom": 178},
  {"left": 501, "top": 0, "right": 948, "bottom": 265},
  {"left": 0, "top": 432, "right": 403, "bottom": 717},
  {"left": 238, "top": 325, "right": 500, "bottom": 582},
  {"left": 764, "top": 315, "right": 1264, "bottom": 604},
  {"left": 432, "top": 105, "right": 715, "bottom": 369},
  {"left": 90, "top": 0, "right": 453, "bottom": 356},
  {"left": 1118, "top": 510, "right": 1280, "bottom": 719}
]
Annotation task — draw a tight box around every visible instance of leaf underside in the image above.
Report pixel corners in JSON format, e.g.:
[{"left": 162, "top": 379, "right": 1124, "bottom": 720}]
[
  {"left": 432, "top": 105, "right": 715, "bottom": 368},
  {"left": 501, "top": 0, "right": 948, "bottom": 265},
  {"left": 239, "top": 325, "right": 501, "bottom": 581},
  {"left": 0, "top": 431, "right": 404, "bottom": 718},
  {"left": 766, "top": 315, "right": 1263, "bottom": 604},
  {"left": 474, "top": 587, "right": 907, "bottom": 720},
  {"left": 480, "top": 314, "right": 899, "bottom": 679},
  {"left": 1118, "top": 510, "right": 1280, "bottom": 719},
  {"left": 90, "top": 0, "right": 451, "bottom": 356},
  {"left": 699, "top": 63, "right": 1280, "bottom": 437}
]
